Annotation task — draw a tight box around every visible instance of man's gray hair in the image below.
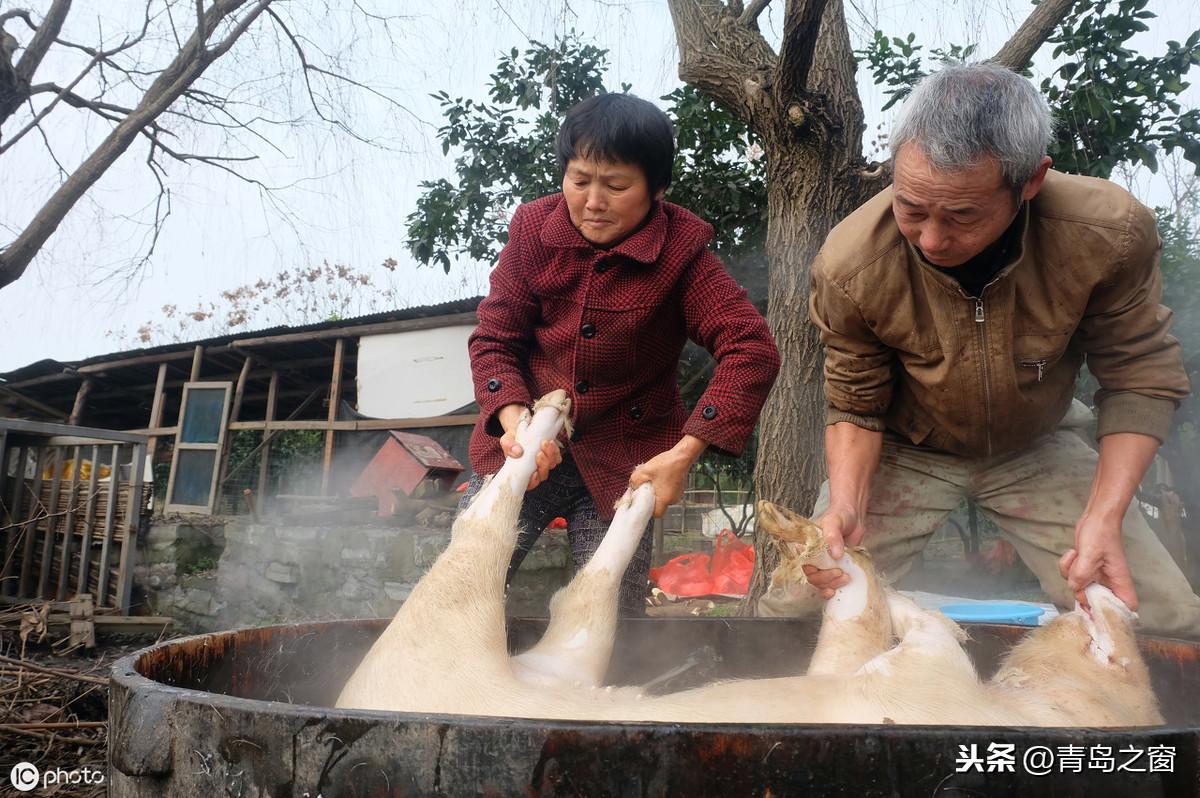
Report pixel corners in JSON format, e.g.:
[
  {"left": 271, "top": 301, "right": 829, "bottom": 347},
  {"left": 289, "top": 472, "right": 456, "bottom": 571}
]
[{"left": 890, "top": 62, "right": 1054, "bottom": 188}]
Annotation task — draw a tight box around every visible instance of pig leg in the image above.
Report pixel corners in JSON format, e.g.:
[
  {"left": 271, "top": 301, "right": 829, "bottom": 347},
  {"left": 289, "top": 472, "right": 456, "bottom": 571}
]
[
  {"left": 336, "top": 390, "right": 571, "bottom": 711},
  {"left": 458, "top": 389, "right": 572, "bottom": 525},
  {"left": 858, "top": 592, "right": 973, "bottom": 675},
  {"left": 511, "top": 483, "right": 656, "bottom": 688},
  {"left": 756, "top": 500, "right": 893, "bottom": 675}
]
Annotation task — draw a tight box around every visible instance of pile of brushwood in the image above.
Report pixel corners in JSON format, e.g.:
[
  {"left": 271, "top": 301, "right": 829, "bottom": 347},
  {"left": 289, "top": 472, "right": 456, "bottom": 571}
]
[{"left": 0, "top": 603, "right": 161, "bottom": 797}]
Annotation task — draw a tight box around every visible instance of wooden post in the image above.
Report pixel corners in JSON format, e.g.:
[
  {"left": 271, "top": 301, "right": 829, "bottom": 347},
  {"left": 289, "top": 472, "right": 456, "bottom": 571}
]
[
  {"left": 115, "top": 441, "right": 147, "bottom": 613},
  {"left": 17, "top": 447, "right": 46, "bottom": 596},
  {"left": 257, "top": 370, "right": 279, "bottom": 511},
  {"left": 37, "top": 448, "right": 66, "bottom": 599},
  {"left": 95, "top": 444, "right": 121, "bottom": 606},
  {"left": 145, "top": 363, "right": 168, "bottom": 459},
  {"left": 230, "top": 355, "right": 252, "bottom": 422},
  {"left": 56, "top": 445, "right": 83, "bottom": 599},
  {"left": 77, "top": 444, "right": 102, "bottom": 595},
  {"left": 69, "top": 593, "right": 96, "bottom": 649},
  {"left": 68, "top": 379, "right": 93, "bottom": 426},
  {"left": 216, "top": 356, "right": 253, "bottom": 501},
  {"left": 2, "top": 445, "right": 25, "bottom": 597},
  {"left": 190, "top": 346, "right": 204, "bottom": 381},
  {"left": 220, "top": 383, "right": 324, "bottom": 488},
  {"left": 0, "top": 430, "right": 8, "bottom": 525},
  {"left": 321, "top": 339, "right": 345, "bottom": 496}
]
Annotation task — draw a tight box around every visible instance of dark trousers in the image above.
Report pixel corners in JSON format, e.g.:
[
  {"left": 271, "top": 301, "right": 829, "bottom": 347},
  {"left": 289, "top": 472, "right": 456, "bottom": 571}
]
[{"left": 459, "top": 453, "right": 652, "bottom": 615}]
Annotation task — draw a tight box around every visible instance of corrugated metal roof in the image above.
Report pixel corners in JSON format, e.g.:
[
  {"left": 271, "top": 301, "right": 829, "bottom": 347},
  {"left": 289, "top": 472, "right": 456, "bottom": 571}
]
[{"left": 0, "top": 297, "right": 483, "bottom": 383}]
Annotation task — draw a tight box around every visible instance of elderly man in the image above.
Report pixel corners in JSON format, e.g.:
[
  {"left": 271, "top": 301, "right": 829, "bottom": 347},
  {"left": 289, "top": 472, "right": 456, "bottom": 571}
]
[{"left": 798, "top": 62, "right": 1200, "bottom": 640}]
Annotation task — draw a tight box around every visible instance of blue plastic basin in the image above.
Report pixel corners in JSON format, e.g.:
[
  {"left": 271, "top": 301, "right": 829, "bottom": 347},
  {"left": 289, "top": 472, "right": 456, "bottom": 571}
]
[{"left": 938, "top": 602, "right": 1046, "bottom": 626}]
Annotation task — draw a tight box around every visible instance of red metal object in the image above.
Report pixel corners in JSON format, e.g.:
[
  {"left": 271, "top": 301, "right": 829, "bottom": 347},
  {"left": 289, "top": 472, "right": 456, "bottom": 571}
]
[{"left": 351, "top": 431, "right": 464, "bottom": 514}]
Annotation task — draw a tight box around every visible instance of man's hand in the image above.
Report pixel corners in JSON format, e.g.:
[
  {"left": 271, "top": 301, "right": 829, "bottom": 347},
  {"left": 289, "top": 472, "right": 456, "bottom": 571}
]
[
  {"left": 629, "top": 435, "right": 707, "bottom": 517},
  {"left": 802, "top": 505, "right": 867, "bottom": 599},
  {"left": 1059, "top": 513, "right": 1139, "bottom": 611},
  {"left": 803, "top": 422, "right": 883, "bottom": 599},
  {"left": 1060, "top": 431, "right": 1158, "bottom": 612},
  {"left": 497, "top": 403, "right": 562, "bottom": 490}
]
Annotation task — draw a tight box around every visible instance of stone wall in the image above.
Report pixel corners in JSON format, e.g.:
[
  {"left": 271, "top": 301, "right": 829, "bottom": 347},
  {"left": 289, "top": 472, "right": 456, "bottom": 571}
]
[{"left": 136, "top": 517, "right": 575, "bottom": 632}]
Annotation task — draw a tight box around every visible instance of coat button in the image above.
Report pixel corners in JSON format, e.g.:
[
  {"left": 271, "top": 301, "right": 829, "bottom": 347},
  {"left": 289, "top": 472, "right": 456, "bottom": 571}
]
[
  {"left": 487, "top": 378, "right": 502, "bottom": 392},
  {"left": 701, "top": 404, "right": 718, "bottom": 420},
  {"left": 575, "top": 380, "right": 590, "bottom": 395},
  {"left": 580, "top": 322, "right": 596, "bottom": 339},
  {"left": 594, "top": 258, "right": 610, "bottom": 274},
  {"left": 629, "top": 404, "right": 643, "bottom": 420}
]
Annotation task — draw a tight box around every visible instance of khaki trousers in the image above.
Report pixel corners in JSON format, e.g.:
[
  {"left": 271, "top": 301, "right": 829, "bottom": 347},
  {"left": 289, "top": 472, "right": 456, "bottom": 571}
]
[{"left": 788, "top": 429, "right": 1200, "bottom": 640}]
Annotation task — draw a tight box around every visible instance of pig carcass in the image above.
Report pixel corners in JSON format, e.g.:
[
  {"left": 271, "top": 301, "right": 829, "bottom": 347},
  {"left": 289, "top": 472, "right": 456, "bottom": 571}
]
[{"left": 336, "top": 390, "right": 1162, "bottom": 728}]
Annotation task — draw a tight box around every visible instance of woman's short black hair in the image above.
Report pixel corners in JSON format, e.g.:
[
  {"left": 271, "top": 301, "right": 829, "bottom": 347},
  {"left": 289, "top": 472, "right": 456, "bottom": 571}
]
[{"left": 556, "top": 93, "right": 675, "bottom": 193}]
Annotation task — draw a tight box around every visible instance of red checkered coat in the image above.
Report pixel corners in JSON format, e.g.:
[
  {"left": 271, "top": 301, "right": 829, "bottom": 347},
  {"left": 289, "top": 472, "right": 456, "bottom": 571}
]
[{"left": 468, "top": 194, "right": 780, "bottom": 518}]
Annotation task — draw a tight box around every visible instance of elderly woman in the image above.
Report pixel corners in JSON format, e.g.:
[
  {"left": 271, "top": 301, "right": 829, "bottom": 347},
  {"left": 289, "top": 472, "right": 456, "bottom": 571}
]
[{"left": 462, "top": 93, "right": 780, "bottom": 614}]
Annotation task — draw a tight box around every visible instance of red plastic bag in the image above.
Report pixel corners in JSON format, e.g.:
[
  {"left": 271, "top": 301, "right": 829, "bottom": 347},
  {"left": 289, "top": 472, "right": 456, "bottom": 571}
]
[
  {"left": 649, "top": 529, "right": 754, "bottom": 597},
  {"left": 709, "top": 529, "right": 754, "bottom": 596},
  {"left": 547, "top": 516, "right": 568, "bottom": 530},
  {"left": 649, "top": 553, "right": 714, "bottom": 597}
]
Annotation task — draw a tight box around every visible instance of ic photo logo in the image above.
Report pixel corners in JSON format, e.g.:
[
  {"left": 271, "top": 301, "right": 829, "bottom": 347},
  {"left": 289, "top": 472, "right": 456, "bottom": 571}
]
[
  {"left": 7, "top": 761, "right": 105, "bottom": 792},
  {"left": 9, "top": 762, "right": 39, "bottom": 792}
]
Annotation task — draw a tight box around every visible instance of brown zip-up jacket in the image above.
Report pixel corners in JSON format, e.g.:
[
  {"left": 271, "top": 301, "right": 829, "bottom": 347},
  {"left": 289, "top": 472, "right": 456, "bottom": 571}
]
[{"left": 810, "top": 170, "right": 1189, "bottom": 457}]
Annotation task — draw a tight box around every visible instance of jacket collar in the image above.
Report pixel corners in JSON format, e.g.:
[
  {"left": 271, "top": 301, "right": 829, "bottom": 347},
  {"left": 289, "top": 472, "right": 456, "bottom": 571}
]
[
  {"left": 539, "top": 194, "right": 668, "bottom": 265},
  {"left": 907, "top": 200, "right": 1032, "bottom": 294}
]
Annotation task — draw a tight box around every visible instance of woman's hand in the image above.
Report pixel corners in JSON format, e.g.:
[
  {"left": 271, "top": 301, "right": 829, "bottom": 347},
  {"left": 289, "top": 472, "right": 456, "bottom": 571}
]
[
  {"left": 629, "top": 435, "right": 707, "bottom": 518},
  {"left": 498, "top": 403, "right": 562, "bottom": 490}
]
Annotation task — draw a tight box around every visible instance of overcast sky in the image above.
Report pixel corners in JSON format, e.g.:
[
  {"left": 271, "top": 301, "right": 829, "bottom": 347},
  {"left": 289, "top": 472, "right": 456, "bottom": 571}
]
[{"left": 2, "top": 0, "right": 1197, "bottom": 373}]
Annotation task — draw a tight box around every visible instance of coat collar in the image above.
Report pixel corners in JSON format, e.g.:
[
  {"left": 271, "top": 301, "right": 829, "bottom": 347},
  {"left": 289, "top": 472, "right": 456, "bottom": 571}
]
[
  {"left": 539, "top": 194, "right": 669, "bottom": 265},
  {"left": 907, "top": 200, "right": 1032, "bottom": 293}
]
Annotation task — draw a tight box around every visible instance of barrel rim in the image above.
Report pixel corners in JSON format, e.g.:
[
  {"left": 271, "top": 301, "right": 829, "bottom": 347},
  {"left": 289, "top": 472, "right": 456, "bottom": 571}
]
[{"left": 108, "top": 616, "right": 1200, "bottom": 735}]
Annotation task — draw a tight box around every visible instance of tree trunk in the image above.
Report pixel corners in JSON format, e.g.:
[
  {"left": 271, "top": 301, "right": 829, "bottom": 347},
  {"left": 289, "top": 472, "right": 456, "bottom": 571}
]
[
  {"left": 741, "top": 146, "right": 880, "bottom": 610},
  {"left": 738, "top": 0, "right": 882, "bottom": 612}
]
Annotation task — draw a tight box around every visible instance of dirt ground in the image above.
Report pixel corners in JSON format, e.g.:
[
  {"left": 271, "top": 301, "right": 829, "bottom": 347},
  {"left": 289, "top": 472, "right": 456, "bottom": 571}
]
[{"left": 0, "top": 624, "right": 166, "bottom": 798}]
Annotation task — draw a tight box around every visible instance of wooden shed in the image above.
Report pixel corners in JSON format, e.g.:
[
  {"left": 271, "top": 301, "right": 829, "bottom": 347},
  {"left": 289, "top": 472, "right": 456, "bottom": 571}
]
[{"left": 0, "top": 298, "right": 483, "bottom": 517}]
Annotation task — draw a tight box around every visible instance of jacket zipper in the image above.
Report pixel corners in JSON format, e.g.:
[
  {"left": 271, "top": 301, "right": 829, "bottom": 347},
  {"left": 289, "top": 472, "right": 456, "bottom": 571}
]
[{"left": 974, "top": 297, "right": 993, "bottom": 456}]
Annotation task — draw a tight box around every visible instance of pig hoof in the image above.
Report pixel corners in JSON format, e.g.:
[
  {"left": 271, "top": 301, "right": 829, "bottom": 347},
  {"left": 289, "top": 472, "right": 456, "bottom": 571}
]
[{"left": 756, "top": 500, "right": 827, "bottom": 559}]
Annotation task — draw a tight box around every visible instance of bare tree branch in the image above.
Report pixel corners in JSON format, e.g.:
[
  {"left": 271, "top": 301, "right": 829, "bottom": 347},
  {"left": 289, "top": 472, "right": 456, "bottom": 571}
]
[
  {"left": 264, "top": 6, "right": 420, "bottom": 142},
  {"left": 130, "top": 141, "right": 171, "bottom": 276},
  {"left": 31, "top": 110, "right": 69, "bottom": 179},
  {"left": 738, "top": 0, "right": 771, "bottom": 27},
  {"left": 775, "top": 0, "right": 830, "bottom": 104},
  {"left": 13, "top": 0, "right": 71, "bottom": 84},
  {"left": 32, "top": 83, "right": 137, "bottom": 120},
  {"left": 1, "top": 0, "right": 72, "bottom": 127},
  {"left": 52, "top": 3, "right": 155, "bottom": 69},
  {"left": 0, "top": 10, "right": 37, "bottom": 31},
  {"left": 666, "top": 0, "right": 778, "bottom": 128},
  {"left": 206, "top": 0, "right": 273, "bottom": 60},
  {"left": 992, "top": 0, "right": 1077, "bottom": 70},
  {"left": 0, "top": 49, "right": 104, "bottom": 154},
  {"left": 196, "top": 0, "right": 208, "bottom": 45},
  {"left": 0, "top": 0, "right": 275, "bottom": 289}
]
